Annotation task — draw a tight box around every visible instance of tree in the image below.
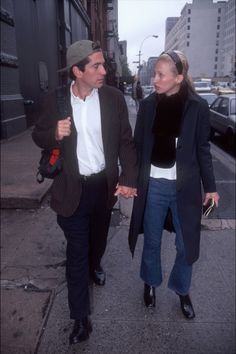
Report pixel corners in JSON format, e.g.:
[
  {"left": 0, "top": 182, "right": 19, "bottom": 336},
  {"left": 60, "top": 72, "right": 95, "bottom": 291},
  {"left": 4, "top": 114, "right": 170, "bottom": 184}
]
[{"left": 121, "top": 62, "right": 133, "bottom": 84}]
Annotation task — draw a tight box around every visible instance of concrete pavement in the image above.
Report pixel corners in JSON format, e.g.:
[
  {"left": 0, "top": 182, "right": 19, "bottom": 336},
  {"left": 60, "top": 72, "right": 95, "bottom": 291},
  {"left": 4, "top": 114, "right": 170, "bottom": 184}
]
[
  {"left": 1, "top": 95, "right": 235, "bottom": 354},
  {"left": 37, "top": 225, "right": 235, "bottom": 354},
  {"left": 0, "top": 128, "right": 52, "bottom": 209}
]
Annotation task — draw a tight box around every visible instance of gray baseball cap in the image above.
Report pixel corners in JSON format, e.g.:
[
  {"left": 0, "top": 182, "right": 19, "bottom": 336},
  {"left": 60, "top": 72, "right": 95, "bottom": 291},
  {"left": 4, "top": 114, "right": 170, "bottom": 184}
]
[{"left": 58, "top": 40, "right": 102, "bottom": 72}]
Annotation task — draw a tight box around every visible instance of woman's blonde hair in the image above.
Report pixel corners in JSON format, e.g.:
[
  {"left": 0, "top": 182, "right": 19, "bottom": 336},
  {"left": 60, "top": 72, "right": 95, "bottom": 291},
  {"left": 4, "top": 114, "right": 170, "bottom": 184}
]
[{"left": 158, "top": 50, "right": 195, "bottom": 93}]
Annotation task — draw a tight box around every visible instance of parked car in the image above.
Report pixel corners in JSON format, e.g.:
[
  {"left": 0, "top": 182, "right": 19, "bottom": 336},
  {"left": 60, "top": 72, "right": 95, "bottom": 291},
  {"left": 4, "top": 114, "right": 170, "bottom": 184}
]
[
  {"left": 143, "top": 85, "right": 154, "bottom": 97},
  {"left": 193, "top": 81, "right": 211, "bottom": 93},
  {"left": 230, "top": 82, "right": 236, "bottom": 90},
  {"left": 209, "top": 94, "right": 236, "bottom": 146},
  {"left": 199, "top": 92, "right": 217, "bottom": 107},
  {"left": 125, "top": 85, "right": 133, "bottom": 95},
  {"left": 212, "top": 86, "right": 235, "bottom": 95}
]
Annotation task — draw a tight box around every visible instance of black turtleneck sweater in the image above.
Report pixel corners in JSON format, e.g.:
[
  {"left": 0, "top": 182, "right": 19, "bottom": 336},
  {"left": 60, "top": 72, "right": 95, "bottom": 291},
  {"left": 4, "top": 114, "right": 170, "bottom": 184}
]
[{"left": 151, "top": 85, "right": 188, "bottom": 169}]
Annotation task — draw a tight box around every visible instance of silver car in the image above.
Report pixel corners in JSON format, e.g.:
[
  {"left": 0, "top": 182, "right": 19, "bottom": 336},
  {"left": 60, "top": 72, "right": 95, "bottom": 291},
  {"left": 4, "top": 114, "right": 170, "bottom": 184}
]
[
  {"left": 199, "top": 92, "right": 218, "bottom": 107},
  {"left": 209, "top": 94, "right": 236, "bottom": 146}
]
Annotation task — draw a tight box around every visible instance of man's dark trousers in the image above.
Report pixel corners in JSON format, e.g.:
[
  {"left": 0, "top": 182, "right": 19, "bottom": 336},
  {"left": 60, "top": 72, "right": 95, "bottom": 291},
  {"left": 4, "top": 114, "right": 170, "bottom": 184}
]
[{"left": 57, "top": 170, "right": 111, "bottom": 319}]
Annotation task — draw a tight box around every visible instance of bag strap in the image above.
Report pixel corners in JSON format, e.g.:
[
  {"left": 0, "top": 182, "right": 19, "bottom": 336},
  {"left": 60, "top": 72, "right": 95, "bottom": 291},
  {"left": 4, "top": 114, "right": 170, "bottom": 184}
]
[{"left": 36, "top": 171, "right": 44, "bottom": 184}]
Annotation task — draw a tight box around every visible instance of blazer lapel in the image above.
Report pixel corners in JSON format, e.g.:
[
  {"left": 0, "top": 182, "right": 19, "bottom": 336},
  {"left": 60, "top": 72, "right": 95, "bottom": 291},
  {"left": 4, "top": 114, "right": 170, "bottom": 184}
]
[{"left": 98, "top": 88, "right": 110, "bottom": 156}]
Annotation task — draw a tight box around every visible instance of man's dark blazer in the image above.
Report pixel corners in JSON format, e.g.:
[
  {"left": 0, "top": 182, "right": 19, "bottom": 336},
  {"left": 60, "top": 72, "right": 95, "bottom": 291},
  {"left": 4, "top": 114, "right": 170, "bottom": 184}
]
[
  {"left": 128, "top": 90, "right": 217, "bottom": 265},
  {"left": 32, "top": 84, "right": 137, "bottom": 217}
]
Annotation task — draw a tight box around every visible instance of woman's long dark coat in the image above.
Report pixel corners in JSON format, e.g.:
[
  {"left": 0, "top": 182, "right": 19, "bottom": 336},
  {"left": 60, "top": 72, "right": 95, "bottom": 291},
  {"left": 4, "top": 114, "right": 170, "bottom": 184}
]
[{"left": 128, "top": 91, "right": 217, "bottom": 265}]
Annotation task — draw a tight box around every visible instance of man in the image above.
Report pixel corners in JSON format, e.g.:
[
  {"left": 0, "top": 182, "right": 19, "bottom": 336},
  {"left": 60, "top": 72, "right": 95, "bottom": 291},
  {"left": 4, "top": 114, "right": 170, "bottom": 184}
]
[
  {"left": 132, "top": 79, "right": 143, "bottom": 111},
  {"left": 32, "top": 40, "right": 137, "bottom": 344},
  {"left": 135, "top": 80, "right": 144, "bottom": 110}
]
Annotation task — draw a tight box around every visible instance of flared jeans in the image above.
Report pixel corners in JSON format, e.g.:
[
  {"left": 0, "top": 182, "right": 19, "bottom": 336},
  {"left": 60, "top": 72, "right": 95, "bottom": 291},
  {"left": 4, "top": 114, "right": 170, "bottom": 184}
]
[{"left": 140, "top": 177, "right": 192, "bottom": 295}]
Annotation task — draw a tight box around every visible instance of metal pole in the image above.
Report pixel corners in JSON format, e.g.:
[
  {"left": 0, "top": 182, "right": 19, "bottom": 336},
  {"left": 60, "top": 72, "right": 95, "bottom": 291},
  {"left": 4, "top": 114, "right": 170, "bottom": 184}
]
[{"left": 138, "top": 35, "right": 158, "bottom": 77}]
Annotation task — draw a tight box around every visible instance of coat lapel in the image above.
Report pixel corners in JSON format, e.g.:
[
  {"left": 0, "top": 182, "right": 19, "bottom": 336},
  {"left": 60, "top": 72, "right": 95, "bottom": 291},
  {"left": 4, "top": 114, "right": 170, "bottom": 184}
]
[{"left": 146, "top": 93, "right": 157, "bottom": 152}]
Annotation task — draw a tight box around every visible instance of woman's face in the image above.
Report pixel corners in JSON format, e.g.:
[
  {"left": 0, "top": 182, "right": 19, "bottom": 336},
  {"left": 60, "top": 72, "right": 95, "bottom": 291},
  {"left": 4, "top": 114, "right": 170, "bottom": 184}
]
[{"left": 153, "top": 60, "right": 183, "bottom": 96}]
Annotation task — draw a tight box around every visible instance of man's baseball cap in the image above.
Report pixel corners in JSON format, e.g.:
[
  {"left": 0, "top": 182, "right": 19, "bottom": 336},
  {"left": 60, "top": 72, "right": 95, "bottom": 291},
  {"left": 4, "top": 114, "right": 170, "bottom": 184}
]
[{"left": 58, "top": 40, "right": 102, "bottom": 72}]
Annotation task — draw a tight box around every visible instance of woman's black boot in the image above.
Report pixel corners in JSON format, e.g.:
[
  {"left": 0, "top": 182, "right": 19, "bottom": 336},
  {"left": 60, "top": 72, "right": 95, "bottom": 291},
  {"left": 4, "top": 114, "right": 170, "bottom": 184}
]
[{"left": 144, "top": 283, "right": 156, "bottom": 308}]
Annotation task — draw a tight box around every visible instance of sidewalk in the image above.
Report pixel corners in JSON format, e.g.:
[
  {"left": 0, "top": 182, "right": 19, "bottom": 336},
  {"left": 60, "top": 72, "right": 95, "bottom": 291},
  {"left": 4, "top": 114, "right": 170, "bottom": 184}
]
[
  {"left": 1, "top": 99, "right": 235, "bottom": 353},
  {"left": 1, "top": 202, "right": 235, "bottom": 354},
  {"left": 0, "top": 128, "right": 52, "bottom": 209},
  {"left": 37, "top": 224, "right": 235, "bottom": 354}
]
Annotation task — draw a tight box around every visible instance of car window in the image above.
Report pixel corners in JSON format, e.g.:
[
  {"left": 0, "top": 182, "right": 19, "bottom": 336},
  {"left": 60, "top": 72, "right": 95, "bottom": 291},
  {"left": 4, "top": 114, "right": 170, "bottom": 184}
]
[
  {"left": 218, "top": 98, "right": 229, "bottom": 116},
  {"left": 230, "top": 98, "right": 236, "bottom": 115},
  {"left": 211, "top": 97, "right": 222, "bottom": 111},
  {"left": 201, "top": 94, "right": 217, "bottom": 105},
  {"left": 194, "top": 82, "right": 209, "bottom": 88},
  {"left": 207, "top": 95, "right": 217, "bottom": 105}
]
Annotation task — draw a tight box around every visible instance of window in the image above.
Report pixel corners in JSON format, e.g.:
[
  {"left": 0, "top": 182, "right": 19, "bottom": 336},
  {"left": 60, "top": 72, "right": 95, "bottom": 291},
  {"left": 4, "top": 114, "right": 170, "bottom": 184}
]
[
  {"left": 215, "top": 48, "right": 218, "bottom": 54},
  {"left": 215, "top": 57, "right": 218, "bottom": 62},
  {"left": 217, "top": 16, "right": 221, "bottom": 22},
  {"left": 218, "top": 8, "right": 221, "bottom": 13},
  {"left": 211, "top": 97, "right": 222, "bottom": 111},
  {"left": 230, "top": 99, "right": 236, "bottom": 115},
  {"left": 216, "top": 32, "right": 219, "bottom": 38},
  {"left": 188, "top": 17, "right": 191, "bottom": 23},
  {"left": 217, "top": 24, "right": 220, "bottom": 30},
  {"left": 188, "top": 9, "right": 191, "bottom": 14},
  {"left": 187, "top": 25, "right": 190, "bottom": 30},
  {"left": 187, "top": 33, "right": 190, "bottom": 38},
  {"left": 187, "top": 41, "right": 190, "bottom": 47},
  {"left": 219, "top": 98, "right": 229, "bottom": 116},
  {"left": 214, "top": 64, "right": 218, "bottom": 69}
]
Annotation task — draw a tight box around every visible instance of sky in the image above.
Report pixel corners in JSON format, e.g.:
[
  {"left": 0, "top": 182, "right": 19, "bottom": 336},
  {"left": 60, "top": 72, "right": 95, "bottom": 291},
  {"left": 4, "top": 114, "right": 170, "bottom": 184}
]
[{"left": 118, "top": 0, "right": 191, "bottom": 74}]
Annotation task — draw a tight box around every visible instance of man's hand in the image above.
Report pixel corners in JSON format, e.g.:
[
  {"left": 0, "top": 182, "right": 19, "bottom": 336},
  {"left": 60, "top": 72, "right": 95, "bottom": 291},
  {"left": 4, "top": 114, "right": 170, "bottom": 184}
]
[
  {"left": 114, "top": 184, "right": 137, "bottom": 198},
  {"left": 55, "top": 117, "right": 71, "bottom": 141}
]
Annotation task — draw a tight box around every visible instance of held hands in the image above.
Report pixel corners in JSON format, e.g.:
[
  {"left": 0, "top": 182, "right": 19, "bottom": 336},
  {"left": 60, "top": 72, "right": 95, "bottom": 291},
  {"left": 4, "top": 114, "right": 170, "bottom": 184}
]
[
  {"left": 114, "top": 184, "right": 137, "bottom": 198},
  {"left": 55, "top": 117, "right": 71, "bottom": 141},
  {"left": 203, "top": 192, "right": 220, "bottom": 208}
]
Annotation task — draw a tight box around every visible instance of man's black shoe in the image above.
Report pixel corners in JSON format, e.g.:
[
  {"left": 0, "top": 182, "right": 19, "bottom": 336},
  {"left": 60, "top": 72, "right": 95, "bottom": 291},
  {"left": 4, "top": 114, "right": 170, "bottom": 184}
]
[
  {"left": 93, "top": 266, "right": 106, "bottom": 286},
  {"left": 69, "top": 317, "right": 92, "bottom": 344},
  {"left": 177, "top": 294, "right": 195, "bottom": 319},
  {"left": 144, "top": 283, "right": 156, "bottom": 308}
]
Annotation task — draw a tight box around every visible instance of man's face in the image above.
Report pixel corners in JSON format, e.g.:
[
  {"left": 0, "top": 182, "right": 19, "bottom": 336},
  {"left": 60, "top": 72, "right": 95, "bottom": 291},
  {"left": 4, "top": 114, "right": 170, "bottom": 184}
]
[{"left": 80, "top": 51, "right": 106, "bottom": 89}]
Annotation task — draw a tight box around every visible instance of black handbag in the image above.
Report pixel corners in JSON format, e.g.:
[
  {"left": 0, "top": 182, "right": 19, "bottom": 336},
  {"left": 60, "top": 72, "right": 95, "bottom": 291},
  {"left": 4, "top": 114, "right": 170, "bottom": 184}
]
[{"left": 36, "top": 148, "right": 63, "bottom": 183}]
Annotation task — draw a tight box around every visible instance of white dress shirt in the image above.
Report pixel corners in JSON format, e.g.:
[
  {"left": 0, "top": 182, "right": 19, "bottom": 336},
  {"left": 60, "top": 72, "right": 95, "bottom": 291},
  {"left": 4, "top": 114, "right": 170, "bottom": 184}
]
[{"left": 70, "top": 83, "right": 105, "bottom": 176}]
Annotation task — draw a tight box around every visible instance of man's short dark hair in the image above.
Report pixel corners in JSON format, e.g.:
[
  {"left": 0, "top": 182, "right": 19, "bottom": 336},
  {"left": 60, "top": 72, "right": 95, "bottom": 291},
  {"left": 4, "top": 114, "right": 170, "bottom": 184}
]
[{"left": 69, "top": 56, "right": 90, "bottom": 80}]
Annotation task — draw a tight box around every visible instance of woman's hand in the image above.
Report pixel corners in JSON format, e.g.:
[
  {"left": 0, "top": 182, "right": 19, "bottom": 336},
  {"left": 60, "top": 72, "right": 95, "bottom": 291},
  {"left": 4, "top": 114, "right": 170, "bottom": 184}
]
[
  {"left": 114, "top": 184, "right": 137, "bottom": 198},
  {"left": 203, "top": 192, "right": 220, "bottom": 207}
]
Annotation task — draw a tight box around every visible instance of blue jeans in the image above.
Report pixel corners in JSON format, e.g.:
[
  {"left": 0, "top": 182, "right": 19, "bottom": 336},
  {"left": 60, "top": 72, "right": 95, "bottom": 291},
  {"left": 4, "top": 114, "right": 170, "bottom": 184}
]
[{"left": 140, "top": 178, "right": 192, "bottom": 295}]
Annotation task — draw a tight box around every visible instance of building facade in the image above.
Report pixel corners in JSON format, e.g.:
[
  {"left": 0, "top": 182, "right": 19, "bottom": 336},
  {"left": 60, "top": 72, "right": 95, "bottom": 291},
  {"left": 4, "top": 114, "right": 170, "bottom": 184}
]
[
  {"left": 0, "top": 0, "right": 122, "bottom": 139},
  {"left": 139, "top": 57, "right": 158, "bottom": 86},
  {"left": 165, "top": 0, "right": 235, "bottom": 80},
  {"left": 221, "top": 0, "right": 235, "bottom": 78}
]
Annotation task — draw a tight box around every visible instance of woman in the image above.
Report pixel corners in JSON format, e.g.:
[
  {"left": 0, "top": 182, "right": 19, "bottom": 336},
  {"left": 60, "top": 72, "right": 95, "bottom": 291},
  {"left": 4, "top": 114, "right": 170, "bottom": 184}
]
[{"left": 128, "top": 51, "right": 219, "bottom": 319}]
